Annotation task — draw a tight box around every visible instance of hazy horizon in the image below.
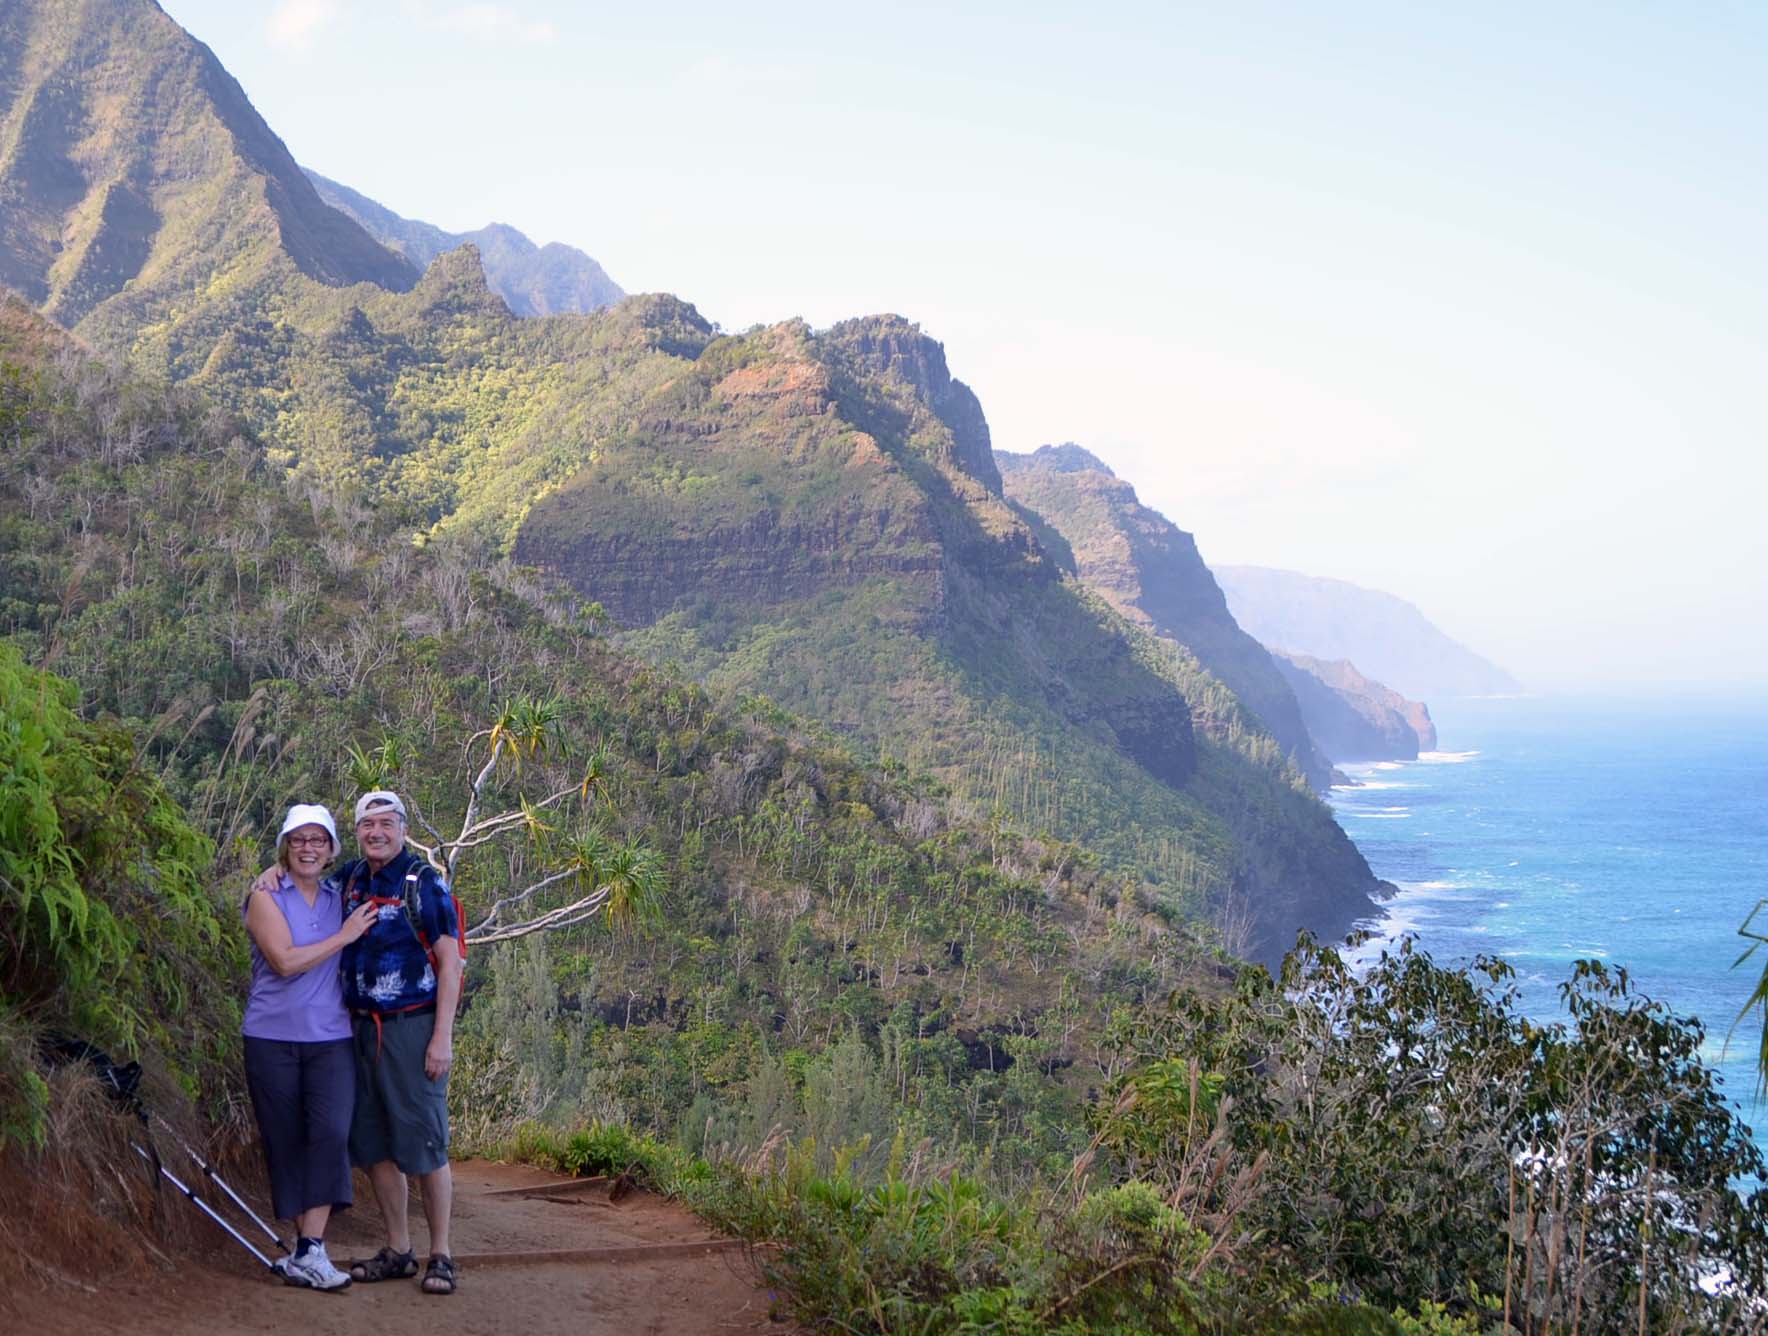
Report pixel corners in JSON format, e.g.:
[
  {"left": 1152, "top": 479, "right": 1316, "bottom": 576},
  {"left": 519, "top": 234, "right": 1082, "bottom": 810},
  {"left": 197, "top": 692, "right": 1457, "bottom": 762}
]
[{"left": 160, "top": 0, "right": 1768, "bottom": 693}]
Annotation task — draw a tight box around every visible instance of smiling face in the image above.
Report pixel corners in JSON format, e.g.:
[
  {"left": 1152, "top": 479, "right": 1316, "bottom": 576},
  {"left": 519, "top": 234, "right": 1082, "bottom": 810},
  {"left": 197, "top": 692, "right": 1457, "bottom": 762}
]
[
  {"left": 356, "top": 804, "right": 406, "bottom": 869},
  {"left": 280, "top": 823, "right": 334, "bottom": 880}
]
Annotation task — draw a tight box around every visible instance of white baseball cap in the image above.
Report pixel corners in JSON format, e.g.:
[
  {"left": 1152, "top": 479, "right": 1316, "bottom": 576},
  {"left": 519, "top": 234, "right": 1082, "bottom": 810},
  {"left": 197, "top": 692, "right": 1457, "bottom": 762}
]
[
  {"left": 277, "top": 803, "right": 339, "bottom": 856},
  {"left": 354, "top": 790, "right": 408, "bottom": 824}
]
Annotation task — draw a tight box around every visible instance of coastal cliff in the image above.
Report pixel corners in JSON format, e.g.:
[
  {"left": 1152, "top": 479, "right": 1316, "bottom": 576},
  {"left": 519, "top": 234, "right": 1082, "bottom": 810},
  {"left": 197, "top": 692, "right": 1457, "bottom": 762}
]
[
  {"left": 514, "top": 316, "right": 1204, "bottom": 796},
  {"left": 998, "top": 444, "right": 1332, "bottom": 791},
  {"left": 1273, "top": 651, "right": 1437, "bottom": 763}
]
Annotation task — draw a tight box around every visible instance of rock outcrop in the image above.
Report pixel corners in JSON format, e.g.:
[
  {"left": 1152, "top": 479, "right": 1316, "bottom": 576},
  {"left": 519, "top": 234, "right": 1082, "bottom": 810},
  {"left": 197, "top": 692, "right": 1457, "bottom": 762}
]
[{"left": 1273, "top": 651, "right": 1436, "bottom": 763}]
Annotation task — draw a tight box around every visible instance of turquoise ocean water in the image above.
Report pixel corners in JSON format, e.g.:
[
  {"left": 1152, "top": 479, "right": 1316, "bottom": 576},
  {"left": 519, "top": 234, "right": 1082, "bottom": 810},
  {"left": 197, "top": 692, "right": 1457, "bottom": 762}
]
[{"left": 1330, "top": 694, "right": 1768, "bottom": 1151}]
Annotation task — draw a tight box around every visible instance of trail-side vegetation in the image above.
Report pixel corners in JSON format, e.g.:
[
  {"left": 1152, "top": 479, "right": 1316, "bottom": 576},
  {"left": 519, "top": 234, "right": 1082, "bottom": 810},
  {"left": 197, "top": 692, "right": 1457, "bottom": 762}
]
[
  {"left": 0, "top": 644, "right": 241, "bottom": 1148},
  {"left": 467, "top": 935, "right": 1766, "bottom": 1333}
]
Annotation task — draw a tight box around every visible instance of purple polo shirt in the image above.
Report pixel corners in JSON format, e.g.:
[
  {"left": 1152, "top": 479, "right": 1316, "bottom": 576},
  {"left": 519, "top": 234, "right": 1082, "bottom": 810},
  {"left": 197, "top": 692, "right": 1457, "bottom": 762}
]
[{"left": 241, "top": 875, "right": 352, "bottom": 1043}]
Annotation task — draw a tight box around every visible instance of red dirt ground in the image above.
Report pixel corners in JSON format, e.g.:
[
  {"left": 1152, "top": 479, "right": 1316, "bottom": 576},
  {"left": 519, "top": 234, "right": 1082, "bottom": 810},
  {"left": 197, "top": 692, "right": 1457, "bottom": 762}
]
[{"left": 4, "top": 1159, "right": 793, "bottom": 1336}]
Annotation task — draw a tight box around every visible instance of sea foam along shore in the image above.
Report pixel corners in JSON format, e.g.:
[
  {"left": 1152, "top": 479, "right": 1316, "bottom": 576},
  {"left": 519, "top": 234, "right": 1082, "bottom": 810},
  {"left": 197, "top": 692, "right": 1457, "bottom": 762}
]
[{"left": 1342, "top": 880, "right": 1473, "bottom": 971}]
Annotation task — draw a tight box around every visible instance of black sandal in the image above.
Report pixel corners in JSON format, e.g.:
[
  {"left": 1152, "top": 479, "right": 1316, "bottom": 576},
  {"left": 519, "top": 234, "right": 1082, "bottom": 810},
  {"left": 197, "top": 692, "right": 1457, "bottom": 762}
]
[
  {"left": 349, "top": 1245, "right": 418, "bottom": 1282},
  {"left": 422, "top": 1253, "right": 457, "bottom": 1296}
]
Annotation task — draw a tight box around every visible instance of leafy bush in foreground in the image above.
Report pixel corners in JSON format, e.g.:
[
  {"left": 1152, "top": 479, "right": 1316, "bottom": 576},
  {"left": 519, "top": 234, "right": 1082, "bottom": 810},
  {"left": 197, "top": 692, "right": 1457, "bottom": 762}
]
[
  {"left": 477, "top": 931, "right": 1765, "bottom": 1334},
  {"left": 0, "top": 646, "right": 243, "bottom": 1145}
]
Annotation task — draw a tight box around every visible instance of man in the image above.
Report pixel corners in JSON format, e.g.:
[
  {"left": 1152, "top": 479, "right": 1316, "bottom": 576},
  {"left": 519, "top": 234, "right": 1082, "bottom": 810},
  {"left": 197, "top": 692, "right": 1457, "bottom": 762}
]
[{"left": 336, "top": 790, "right": 464, "bottom": 1297}]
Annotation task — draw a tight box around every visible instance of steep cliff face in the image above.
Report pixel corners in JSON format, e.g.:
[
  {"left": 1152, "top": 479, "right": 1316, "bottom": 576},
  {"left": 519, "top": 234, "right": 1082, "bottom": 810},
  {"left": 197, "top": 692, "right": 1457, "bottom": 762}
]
[
  {"left": 1273, "top": 651, "right": 1436, "bottom": 763},
  {"left": 0, "top": 0, "right": 414, "bottom": 349},
  {"left": 820, "top": 316, "right": 1003, "bottom": 496},
  {"left": 998, "top": 444, "right": 1331, "bottom": 791},
  {"left": 514, "top": 317, "right": 1200, "bottom": 792},
  {"left": 516, "top": 319, "right": 937, "bottom": 621}
]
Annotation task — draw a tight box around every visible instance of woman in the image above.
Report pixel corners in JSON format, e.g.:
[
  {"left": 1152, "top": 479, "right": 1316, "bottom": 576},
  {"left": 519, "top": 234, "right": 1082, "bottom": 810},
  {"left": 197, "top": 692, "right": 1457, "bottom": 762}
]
[{"left": 242, "top": 803, "right": 378, "bottom": 1291}]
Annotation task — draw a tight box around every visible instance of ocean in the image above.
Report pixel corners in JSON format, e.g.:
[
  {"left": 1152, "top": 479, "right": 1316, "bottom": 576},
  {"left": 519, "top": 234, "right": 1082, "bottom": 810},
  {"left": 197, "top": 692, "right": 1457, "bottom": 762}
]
[{"left": 1331, "top": 693, "right": 1768, "bottom": 1151}]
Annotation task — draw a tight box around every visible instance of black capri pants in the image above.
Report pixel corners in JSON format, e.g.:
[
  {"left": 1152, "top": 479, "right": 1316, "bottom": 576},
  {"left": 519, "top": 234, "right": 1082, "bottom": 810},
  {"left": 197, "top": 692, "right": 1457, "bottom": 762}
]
[{"left": 242, "top": 1036, "right": 355, "bottom": 1221}]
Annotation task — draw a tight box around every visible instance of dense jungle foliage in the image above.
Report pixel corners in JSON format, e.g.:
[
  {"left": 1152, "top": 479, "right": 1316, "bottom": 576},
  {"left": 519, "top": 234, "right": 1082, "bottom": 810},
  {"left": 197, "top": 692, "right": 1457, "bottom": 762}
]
[{"left": 4, "top": 302, "right": 1767, "bottom": 1332}]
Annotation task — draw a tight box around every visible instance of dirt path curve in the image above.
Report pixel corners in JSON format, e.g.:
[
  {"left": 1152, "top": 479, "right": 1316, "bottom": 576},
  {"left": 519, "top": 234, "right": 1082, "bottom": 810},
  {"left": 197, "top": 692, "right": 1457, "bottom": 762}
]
[{"left": 14, "top": 1159, "right": 791, "bottom": 1336}]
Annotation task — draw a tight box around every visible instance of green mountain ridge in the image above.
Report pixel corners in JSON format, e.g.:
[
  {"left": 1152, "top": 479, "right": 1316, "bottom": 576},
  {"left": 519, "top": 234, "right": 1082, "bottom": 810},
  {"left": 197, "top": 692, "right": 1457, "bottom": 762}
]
[
  {"left": 0, "top": 283, "right": 1230, "bottom": 1178},
  {"left": 303, "top": 168, "right": 625, "bottom": 317},
  {"left": 511, "top": 315, "right": 1387, "bottom": 960},
  {"left": 0, "top": 0, "right": 1383, "bottom": 961},
  {"left": 0, "top": 0, "right": 415, "bottom": 345}
]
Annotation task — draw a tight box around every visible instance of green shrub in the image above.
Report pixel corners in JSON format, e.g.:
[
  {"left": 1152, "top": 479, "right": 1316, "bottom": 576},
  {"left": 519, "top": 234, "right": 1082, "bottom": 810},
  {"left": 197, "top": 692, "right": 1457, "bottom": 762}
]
[{"left": 0, "top": 645, "right": 243, "bottom": 1142}]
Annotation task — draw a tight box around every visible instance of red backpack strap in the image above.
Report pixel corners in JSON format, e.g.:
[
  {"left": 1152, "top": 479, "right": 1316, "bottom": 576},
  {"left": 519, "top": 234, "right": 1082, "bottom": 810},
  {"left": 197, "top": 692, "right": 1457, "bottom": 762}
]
[
  {"left": 402, "top": 868, "right": 467, "bottom": 970},
  {"left": 342, "top": 863, "right": 364, "bottom": 910}
]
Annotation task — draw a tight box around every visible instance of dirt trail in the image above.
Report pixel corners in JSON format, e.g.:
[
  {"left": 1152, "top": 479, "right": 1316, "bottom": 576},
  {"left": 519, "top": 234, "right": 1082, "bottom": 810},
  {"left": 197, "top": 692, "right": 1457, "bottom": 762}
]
[{"left": 11, "top": 1159, "right": 790, "bottom": 1336}]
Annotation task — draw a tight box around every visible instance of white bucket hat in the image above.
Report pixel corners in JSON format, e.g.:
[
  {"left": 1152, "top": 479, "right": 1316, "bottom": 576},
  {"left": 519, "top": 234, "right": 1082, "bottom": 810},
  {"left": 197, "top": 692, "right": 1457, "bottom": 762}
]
[{"left": 277, "top": 803, "right": 339, "bottom": 857}]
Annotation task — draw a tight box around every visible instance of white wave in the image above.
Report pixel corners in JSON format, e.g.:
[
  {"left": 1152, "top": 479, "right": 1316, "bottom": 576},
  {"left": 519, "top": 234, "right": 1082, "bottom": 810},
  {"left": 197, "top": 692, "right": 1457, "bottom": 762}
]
[
  {"left": 1416, "top": 749, "right": 1479, "bottom": 764},
  {"left": 1338, "top": 880, "right": 1465, "bottom": 969},
  {"left": 1340, "top": 918, "right": 1422, "bottom": 969},
  {"left": 1351, "top": 811, "right": 1411, "bottom": 819}
]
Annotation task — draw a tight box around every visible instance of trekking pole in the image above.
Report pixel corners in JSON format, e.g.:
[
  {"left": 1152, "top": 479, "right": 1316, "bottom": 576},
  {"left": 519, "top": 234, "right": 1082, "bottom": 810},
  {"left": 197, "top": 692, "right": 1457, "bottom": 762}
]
[
  {"left": 133, "top": 1144, "right": 277, "bottom": 1271},
  {"left": 153, "top": 1114, "right": 288, "bottom": 1255}
]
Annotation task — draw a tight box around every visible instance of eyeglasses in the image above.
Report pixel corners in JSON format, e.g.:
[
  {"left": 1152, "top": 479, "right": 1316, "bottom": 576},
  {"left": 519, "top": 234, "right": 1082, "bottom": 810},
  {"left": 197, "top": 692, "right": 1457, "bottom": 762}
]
[{"left": 285, "top": 834, "right": 333, "bottom": 849}]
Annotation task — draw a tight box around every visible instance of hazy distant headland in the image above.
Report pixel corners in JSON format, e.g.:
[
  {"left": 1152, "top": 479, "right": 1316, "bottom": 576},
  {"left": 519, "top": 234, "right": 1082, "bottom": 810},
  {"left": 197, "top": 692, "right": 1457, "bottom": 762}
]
[
  {"left": 1216, "top": 565, "right": 1522, "bottom": 701},
  {"left": 1271, "top": 651, "right": 1437, "bottom": 764}
]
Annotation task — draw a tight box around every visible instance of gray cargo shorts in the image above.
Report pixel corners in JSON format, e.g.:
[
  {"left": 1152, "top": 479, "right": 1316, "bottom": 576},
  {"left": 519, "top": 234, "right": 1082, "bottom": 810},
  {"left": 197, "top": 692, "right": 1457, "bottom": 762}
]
[{"left": 349, "top": 1007, "right": 450, "bottom": 1176}]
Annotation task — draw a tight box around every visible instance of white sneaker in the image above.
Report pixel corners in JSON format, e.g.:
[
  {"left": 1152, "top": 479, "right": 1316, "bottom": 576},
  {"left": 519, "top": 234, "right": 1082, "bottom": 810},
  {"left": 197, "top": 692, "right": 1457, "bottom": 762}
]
[{"left": 283, "top": 1243, "right": 352, "bottom": 1291}]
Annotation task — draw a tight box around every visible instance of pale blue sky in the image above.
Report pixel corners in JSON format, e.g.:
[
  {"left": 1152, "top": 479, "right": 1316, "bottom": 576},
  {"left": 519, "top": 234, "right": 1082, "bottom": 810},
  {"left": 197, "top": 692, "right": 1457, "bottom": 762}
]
[{"left": 162, "top": 1, "right": 1768, "bottom": 691}]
